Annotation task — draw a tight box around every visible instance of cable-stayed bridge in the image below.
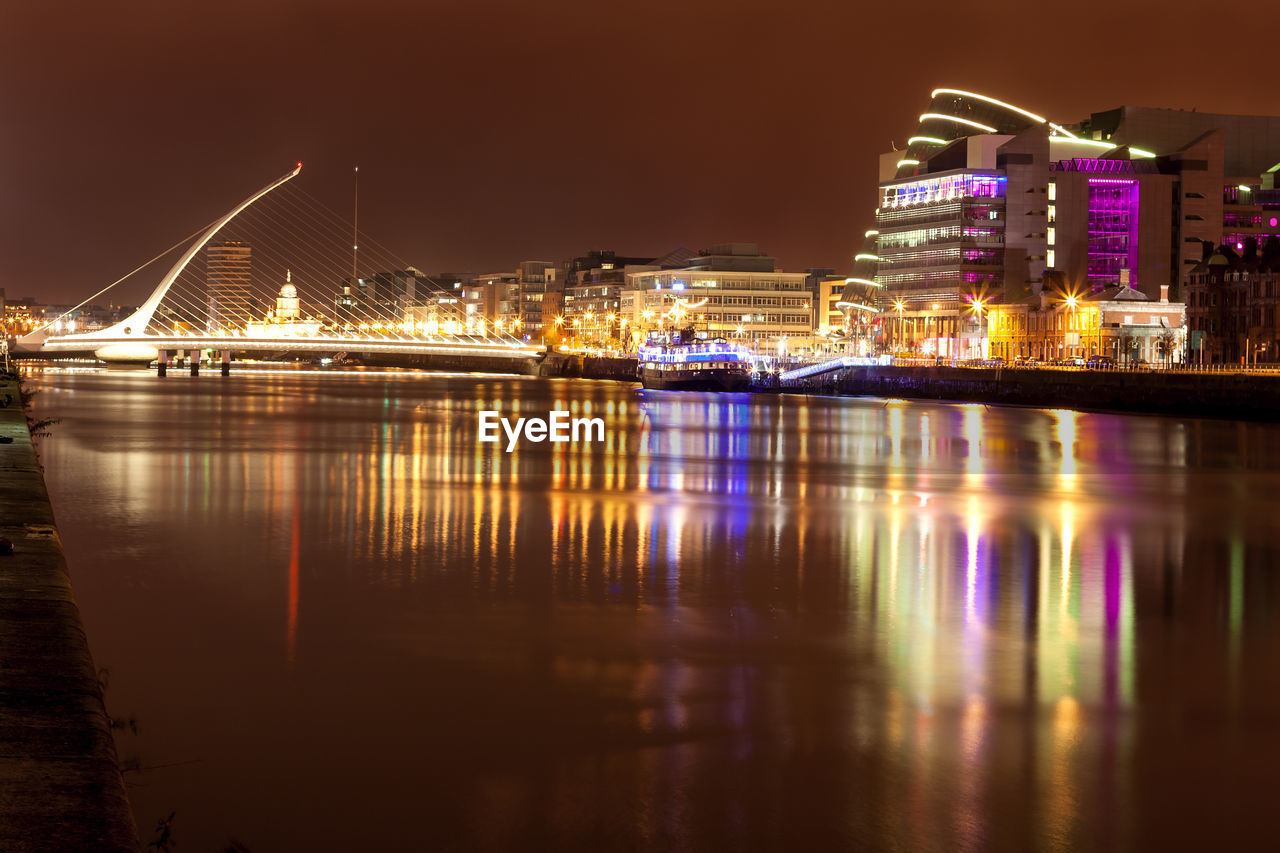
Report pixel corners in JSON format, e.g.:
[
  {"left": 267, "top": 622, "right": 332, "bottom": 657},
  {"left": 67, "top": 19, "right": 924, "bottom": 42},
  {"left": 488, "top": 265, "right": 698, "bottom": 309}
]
[{"left": 16, "top": 165, "right": 545, "bottom": 372}]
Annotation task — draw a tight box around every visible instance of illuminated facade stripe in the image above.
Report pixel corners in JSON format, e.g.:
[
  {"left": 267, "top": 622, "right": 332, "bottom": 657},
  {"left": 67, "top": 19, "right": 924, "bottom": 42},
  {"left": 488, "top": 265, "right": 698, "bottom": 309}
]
[
  {"left": 919, "top": 113, "right": 998, "bottom": 133},
  {"left": 1051, "top": 137, "right": 1157, "bottom": 159},
  {"left": 864, "top": 229, "right": 880, "bottom": 237},
  {"left": 930, "top": 88, "right": 1047, "bottom": 124},
  {"left": 908, "top": 136, "right": 948, "bottom": 147},
  {"left": 897, "top": 159, "right": 920, "bottom": 167},
  {"left": 835, "top": 301, "right": 879, "bottom": 312},
  {"left": 1054, "top": 137, "right": 1117, "bottom": 150},
  {"left": 855, "top": 253, "right": 882, "bottom": 262},
  {"left": 929, "top": 88, "right": 1082, "bottom": 141},
  {"left": 845, "top": 277, "right": 882, "bottom": 288}
]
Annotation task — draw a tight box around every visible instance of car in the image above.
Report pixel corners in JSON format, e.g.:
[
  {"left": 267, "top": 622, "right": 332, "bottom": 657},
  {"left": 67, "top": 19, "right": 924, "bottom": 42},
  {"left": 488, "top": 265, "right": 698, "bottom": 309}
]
[
  {"left": 1127, "top": 358, "right": 1151, "bottom": 370},
  {"left": 1085, "top": 355, "right": 1114, "bottom": 369}
]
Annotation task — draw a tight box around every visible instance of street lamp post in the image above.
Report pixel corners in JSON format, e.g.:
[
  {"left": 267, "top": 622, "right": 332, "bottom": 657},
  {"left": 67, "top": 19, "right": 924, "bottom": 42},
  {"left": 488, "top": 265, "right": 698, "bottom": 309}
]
[{"left": 893, "top": 299, "right": 905, "bottom": 356}]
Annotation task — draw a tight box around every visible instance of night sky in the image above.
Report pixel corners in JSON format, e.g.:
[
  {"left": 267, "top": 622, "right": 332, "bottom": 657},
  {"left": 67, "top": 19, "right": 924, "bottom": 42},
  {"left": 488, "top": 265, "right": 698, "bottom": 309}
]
[{"left": 2, "top": 0, "right": 1268, "bottom": 305}]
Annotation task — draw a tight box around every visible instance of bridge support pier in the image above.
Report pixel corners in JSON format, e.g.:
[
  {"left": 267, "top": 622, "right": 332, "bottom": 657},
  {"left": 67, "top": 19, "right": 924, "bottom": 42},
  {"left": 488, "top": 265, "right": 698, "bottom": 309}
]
[
  {"left": 157, "top": 350, "right": 167, "bottom": 377},
  {"left": 189, "top": 352, "right": 199, "bottom": 376},
  {"left": 220, "top": 350, "right": 231, "bottom": 377}
]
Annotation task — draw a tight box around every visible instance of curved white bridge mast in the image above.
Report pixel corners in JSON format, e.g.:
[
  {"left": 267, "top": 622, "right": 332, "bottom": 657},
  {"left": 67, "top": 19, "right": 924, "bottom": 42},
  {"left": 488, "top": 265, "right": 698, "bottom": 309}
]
[{"left": 78, "top": 164, "right": 302, "bottom": 342}]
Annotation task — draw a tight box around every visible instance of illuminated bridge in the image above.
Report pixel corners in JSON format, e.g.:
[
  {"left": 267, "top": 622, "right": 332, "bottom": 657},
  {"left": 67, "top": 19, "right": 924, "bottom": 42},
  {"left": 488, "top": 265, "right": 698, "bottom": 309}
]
[{"left": 17, "top": 165, "right": 545, "bottom": 372}]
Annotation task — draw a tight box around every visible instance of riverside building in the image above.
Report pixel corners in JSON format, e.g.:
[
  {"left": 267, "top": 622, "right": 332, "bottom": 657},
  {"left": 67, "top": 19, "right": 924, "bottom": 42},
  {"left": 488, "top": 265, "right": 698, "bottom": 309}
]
[
  {"left": 840, "top": 89, "right": 1279, "bottom": 361},
  {"left": 621, "top": 243, "right": 816, "bottom": 353},
  {"left": 561, "top": 250, "right": 657, "bottom": 346},
  {"left": 986, "top": 281, "right": 1186, "bottom": 364},
  {"left": 1185, "top": 239, "right": 1280, "bottom": 364}
]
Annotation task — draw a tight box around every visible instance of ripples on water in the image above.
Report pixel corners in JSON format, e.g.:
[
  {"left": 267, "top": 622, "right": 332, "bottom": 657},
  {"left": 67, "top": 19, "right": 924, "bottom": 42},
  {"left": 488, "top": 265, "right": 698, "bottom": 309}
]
[{"left": 30, "top": 367, "right": 1280, "bottom": 851}]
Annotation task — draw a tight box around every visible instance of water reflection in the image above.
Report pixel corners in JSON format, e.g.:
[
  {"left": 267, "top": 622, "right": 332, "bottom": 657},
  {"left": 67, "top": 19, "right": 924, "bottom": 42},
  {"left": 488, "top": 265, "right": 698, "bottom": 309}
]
[{"left": 28, "top": 368, "right": 1280, "bottom": 851}]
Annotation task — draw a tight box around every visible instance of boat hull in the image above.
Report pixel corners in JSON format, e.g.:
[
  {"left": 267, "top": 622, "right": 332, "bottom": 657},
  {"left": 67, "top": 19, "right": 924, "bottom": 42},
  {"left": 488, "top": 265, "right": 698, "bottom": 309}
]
[{"left": 638, "top": 367, "right": 752, "bottom": 392}]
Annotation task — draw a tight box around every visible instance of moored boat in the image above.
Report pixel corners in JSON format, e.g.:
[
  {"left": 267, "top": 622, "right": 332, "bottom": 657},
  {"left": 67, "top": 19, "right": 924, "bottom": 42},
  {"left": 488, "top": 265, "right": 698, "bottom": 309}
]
[{"left": 636, "top": 334, "right": 753, "bottom": 391}]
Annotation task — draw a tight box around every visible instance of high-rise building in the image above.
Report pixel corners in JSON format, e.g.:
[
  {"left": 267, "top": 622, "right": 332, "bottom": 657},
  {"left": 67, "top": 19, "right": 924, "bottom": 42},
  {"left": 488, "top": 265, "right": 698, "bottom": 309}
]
[
  {"left": 206, "top": 241, "right": 252, "bottom": 332},
  {"left": 839, "top": 89, "right": 1280, "bottom": 361}
]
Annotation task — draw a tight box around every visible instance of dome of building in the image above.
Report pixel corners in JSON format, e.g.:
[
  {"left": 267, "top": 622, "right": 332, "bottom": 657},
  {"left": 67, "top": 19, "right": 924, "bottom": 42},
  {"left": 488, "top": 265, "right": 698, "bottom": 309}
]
[{"left": 276, "top": 269, "right": 301, "bottom": 320}]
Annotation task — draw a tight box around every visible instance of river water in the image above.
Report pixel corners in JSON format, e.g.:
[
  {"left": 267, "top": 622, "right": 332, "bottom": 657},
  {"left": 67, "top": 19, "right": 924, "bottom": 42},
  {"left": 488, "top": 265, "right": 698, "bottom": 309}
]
[{"left": 28, "top": 367, "right": 1280, "bottom": 851}]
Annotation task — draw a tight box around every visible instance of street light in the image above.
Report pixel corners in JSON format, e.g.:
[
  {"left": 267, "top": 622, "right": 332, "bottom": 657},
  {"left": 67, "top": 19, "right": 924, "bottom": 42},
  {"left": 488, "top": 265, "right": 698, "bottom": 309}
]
[
  {"left": 966, "top": 295, "right": 988, "bottom": 359},
  {"left": 1062, "top": 294, "right": 1079, "bottom": 361},
  {"left": 893, "top": 299, "right": 905, "bottom": 355}
]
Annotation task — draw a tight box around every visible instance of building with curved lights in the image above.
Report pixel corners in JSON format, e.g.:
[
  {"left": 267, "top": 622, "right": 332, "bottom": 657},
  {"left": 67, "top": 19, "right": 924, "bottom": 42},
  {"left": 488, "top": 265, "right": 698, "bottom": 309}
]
[{"left": 840, "top": 89, "right": 1280, "bottom": 361}]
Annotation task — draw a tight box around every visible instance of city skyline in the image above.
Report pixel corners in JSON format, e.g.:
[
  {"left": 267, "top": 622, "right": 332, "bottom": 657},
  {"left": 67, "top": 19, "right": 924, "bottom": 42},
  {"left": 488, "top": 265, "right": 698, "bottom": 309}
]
[{"left": 2, "top": 0, "right": 1274, "bottom": 304}]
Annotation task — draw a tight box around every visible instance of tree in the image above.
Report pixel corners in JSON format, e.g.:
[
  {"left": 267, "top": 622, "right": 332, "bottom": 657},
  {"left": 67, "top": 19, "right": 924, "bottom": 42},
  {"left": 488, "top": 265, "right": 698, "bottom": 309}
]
[
  {"left": 1156, "top": 331, "right": 1177, "bottom": 367},
  {"left": 1119, "top": 332, "right": 1138, "bottom": 365}
]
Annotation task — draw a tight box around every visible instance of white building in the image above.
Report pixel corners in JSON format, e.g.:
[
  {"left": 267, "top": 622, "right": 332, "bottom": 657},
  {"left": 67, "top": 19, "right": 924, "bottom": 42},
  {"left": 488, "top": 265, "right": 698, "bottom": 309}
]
[{"left": 620, "top": 245, "right": 818, "bottom": 353}]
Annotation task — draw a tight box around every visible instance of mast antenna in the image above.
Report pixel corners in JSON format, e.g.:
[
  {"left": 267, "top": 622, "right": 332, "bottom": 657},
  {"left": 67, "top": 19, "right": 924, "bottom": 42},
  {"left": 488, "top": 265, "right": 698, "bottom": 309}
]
[{"left": 352, "top": 166, "right": 359, "bottom": 286}]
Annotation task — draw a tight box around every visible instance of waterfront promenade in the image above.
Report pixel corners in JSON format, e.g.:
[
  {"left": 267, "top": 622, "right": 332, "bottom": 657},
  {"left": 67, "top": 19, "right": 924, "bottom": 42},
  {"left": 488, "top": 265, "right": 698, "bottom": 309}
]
[{"left": 0, "top": 377, "right": 135, "bottom": 851}]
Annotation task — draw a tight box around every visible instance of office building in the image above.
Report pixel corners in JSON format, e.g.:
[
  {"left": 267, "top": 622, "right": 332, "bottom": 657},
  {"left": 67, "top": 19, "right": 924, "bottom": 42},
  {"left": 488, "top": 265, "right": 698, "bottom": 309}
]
[
  {"left": 621, "top": 243, "right": 815, "bottom": 353},
  {"left": 839, "top": 89, "right": 1279, "bottom": 360},
  {"left": 206, "top": 241, "right": 252, "bottom": 332}
]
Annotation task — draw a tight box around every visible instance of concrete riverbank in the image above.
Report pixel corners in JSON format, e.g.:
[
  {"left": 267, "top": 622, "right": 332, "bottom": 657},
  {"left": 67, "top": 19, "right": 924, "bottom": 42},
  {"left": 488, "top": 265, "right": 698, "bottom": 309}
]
[
  {"left": 0, "top": 377, "right": 136, "bottom": 851},
  {"left": 784, "top": 365, "right": 1280, "bottom": 420}
]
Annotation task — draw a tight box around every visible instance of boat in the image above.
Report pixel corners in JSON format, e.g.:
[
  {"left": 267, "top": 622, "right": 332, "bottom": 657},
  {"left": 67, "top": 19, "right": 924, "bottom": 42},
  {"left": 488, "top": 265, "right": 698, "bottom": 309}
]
[{"left": 636, "top": 332, "right": 753, "bottom": 392}]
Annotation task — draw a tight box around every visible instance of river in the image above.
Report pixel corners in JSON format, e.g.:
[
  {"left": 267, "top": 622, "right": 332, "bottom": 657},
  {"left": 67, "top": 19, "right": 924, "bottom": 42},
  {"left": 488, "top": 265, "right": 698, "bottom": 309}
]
[{"left": 28, "top": 366, "right": 1280, "bottom": 851}]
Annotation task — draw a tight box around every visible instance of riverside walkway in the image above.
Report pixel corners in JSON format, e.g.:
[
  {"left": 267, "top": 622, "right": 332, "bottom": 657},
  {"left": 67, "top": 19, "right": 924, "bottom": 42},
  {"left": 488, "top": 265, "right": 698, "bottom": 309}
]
[{"left": 0, "top": 376, "right": 136, "bottom": 851}]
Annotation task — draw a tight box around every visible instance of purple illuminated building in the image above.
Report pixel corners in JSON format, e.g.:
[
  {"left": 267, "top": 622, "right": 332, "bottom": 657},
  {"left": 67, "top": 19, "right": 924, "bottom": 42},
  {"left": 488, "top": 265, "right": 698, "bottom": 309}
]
[
  {"left": 1049, "top": 160, "right": 1171, "bottom": 296},
  {"left": 1085, "top": 179, "right": 1139, "bottom": 286}
]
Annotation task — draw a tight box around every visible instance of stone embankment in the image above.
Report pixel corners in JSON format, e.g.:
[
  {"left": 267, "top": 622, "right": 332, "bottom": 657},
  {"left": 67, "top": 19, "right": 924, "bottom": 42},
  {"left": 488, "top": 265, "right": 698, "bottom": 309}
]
[
  {"left": 538, "top": 353, "right": 637, "bottom": 381},
  {"left": 0, "top": 376, "right": 137, "bottom": 851},
  {"left": 785, "top": 365, "right": 1280, "bottom": 419}
]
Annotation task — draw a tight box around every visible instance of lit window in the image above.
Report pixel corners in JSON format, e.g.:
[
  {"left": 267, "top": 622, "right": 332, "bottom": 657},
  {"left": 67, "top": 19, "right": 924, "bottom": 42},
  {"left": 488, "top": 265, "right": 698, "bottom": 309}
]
[{"left": 1048, "top": 182, "right": 1056, "bottom": 201}]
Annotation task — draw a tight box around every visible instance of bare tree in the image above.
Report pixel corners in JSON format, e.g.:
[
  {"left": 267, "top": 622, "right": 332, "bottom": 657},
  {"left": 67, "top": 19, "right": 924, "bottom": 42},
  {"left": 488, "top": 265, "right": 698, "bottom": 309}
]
[
  {"left": 1119, "top": 332, "right": 1137, "bottom": 365},
  {"left": 1156, "top": 331, "right": 1177, "bottom": 367}
]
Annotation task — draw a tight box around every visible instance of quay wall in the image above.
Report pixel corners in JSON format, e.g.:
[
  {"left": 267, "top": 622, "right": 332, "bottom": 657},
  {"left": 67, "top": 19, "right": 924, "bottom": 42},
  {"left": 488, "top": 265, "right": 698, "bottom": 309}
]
[
  {"left": 538, "top": 354, "right": 637, "bottom": 381},
  {"left": 0, "top": 377, "right": 137, "bottom": 851},
  {"left": 786, "top": 366, "right": 1280, "bottom": 419}
]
